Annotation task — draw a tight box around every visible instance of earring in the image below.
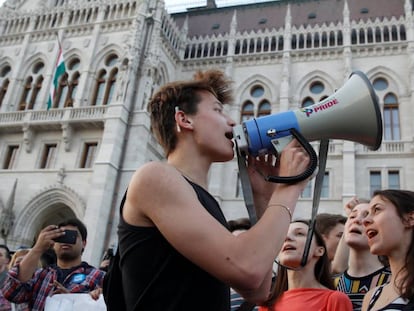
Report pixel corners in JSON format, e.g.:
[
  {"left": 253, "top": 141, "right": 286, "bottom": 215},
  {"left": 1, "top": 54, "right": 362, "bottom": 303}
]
[{"left": 175, "top": 106, "right": 181, "bottom": 133}]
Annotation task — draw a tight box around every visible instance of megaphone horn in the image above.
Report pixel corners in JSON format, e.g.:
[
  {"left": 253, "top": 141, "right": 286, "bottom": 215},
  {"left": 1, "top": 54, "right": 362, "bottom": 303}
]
[{"left": 233, "top": 71, "right": 383, "bottom": 182}]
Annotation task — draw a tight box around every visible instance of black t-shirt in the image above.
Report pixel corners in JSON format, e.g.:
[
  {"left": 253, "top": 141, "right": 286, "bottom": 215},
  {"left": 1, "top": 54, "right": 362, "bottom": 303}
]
[{"left": 118, "top": 178, "right": 230, "bottom": 311}]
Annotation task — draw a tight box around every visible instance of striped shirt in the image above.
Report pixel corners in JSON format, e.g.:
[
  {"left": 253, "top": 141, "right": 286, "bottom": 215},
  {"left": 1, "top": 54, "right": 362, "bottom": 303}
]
[
  {"left": 231, "top": 288, "right": 259, "bottom": 311},
  {"left": 335, "top": 266, "right": 391, "bottom": 311},
  {"left": 367, "top": 285, "right": 413, "bottom": 311}
]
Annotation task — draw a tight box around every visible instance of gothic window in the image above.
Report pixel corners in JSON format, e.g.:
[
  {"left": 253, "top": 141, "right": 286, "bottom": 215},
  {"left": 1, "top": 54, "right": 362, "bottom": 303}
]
[
  {"left": 329, "top": 31, "right": 336, "bottom": 46},
  {"left": 54, "top": 57, "right": 81, "bottom": 108},
  {"left": 19, "top": 77, "right": 33, "bottom": 111},
  {"left": 241, "top": 101, "right": 254, "bottom": 121},
  {"left": 400, "top": 25, "right": 406, "bottom": 40},
  {"left": 106, "top": 68, "right": 118, "bottom": 105},
  {"left": 391, "top": 25, "right": 398, "bottom": 41},
  {"left": 321, "top": 32, "right": 328, "bottom": 47},
  {"left": 291, "top": 34, "right": 297, "bottom": 49},
  {"left": 373, "top": 77, "right": 388, "bottom": 90},
  {"left": 351, "top": 29, "right": 357, "bottom": 44},
  {"left": 337, "top": 31, "right": 343, "bottom": 45},
  {"left": 235, "top": 40, "right": 241, "bottom": 54},
  {"left": 384, "top": 26, "right": 390, "bottom": 42},
  {"left": 372, "top": 77, "right": 400, "bottom": 141},
  {"left": 242, "top": 39, "right": 248, "bottom": 54},
  {"left": 92, "top": 54, "right": 119, "bottom": 106},
  {"left": 0, "top": 64, "right": 11, "bottom": 109},
  {"left": 257, "top": 101, "right": 271, "bottom": 117},
  {"left": 383, "top": 93, "right": 400, "bottom": 140},
  {"left": 301, "top": 80, "right": 328, "bottom": 108},
  {"left": 314, "top": 33, "right": 320, "bottom": 47},
  {"left": 359, "top": 29, "right": 365, "bottom": 44},
  {"left": 68, "top": 72, "right": 80, "bottom": 107},
  {"left": 240, "top": 84, "right": 272, "bottom": 123},
  {"left": 302, "top": 97, "right": 314, "bottom": 108},
  {"left": 367, "top": 28, "right": 373, "bottom": 43},
  {"left": 18, "top": 61, "right": 44, "bottom": 111},
  {"left": 310, "top": 81, "right": 324, "bottom": 94},
  {"left": 251, "top": 85, "right": 264, "bottom": 98},
  {"left": 298, "top": 34, "right": 304, "bottom": 49},
  {"left": 184, "top": 46, "right": 190, "bottom": 59},
  {"left": 93, "top": 70, "right": 107, "bottom": 106},
  {"left": 306, "top": 33, "right": 312, "bottom": 48},
  {"left": 0, "top": 79, "right": 9, "bottom": 109},
  {"left": 29, "top": 76, "right": 44, "bottom": 110},
  {"left": 375, "top": 27, "right": 382, "bottom": 42}
]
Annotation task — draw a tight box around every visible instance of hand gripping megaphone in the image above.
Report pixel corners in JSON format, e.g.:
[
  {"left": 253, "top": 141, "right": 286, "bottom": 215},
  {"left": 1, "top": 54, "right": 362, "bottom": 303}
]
[{"left": 233, "top": 71, "right": 383, "bottom": 183}]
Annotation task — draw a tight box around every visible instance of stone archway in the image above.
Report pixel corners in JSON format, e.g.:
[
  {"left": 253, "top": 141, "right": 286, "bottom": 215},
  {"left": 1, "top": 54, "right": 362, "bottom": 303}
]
[{"left": 11, "top": 184, "right": 85, "bottom": 248}]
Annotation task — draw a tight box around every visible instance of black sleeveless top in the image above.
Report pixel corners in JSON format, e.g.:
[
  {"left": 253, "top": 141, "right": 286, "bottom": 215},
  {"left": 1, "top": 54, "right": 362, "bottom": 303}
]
[{"left": 118, "top": 178, "right": 230, "bottom": 311}]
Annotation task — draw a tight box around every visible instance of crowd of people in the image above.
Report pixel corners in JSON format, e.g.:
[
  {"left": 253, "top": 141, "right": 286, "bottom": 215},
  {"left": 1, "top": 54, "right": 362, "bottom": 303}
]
[
  {"left": 0, "top": 218, "right": 105, "bottom": 311},
  {"left": 0, "top": 69, "right": 413, "bottom": 311}
]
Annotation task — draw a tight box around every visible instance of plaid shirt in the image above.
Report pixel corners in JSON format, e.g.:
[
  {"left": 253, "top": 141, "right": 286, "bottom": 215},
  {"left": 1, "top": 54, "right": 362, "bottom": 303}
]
[{"left": 1, "top": 262, "right": 105, "bottom": 311}]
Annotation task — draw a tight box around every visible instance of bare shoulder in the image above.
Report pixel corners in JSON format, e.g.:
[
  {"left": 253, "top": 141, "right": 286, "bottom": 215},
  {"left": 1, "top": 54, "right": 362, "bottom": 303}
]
[
  {"left": 129, "top": 161, "right": 185, "bottom": 195},
  {"left": 123, "top": 162, "right": 196, "bottom": 225}
]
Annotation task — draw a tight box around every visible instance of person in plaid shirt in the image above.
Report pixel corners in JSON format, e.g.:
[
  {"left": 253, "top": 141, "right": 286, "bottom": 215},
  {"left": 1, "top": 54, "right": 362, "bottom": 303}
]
[{"left": 1, "top": 218, "right": 105, "bottom": 311}]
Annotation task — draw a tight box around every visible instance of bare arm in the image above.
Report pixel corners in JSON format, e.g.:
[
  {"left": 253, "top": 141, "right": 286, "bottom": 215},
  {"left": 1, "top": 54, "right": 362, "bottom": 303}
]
[
  {"left": 17, "top": 225, "right": 64, "bottom": 282},
  {"left": 331, "top": 234, "right": 349, "bottom": 274},
  {"left": 331, "top": 197, "right": 359, "bottom": 274},
  {"left": 124, "top": 140, "right": 309, "bottom": 302}
]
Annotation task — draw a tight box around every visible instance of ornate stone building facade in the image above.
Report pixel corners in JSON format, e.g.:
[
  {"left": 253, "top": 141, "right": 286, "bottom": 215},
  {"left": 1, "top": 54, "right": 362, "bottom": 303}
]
[{"left": 0, "top": 0, "right": 413, "bottom": 265}]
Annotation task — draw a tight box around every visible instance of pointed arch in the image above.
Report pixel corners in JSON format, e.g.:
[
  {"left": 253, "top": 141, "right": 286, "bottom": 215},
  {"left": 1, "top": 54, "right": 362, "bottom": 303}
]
[
  {"left": 297, "top": 70, "right": 337, "bottom": 96},
  {"left": 89, "top": 44, "right": 124, "bottom": 71},
  {"left": 12, "top": 185, "right": 86, "bottom": 246},
  {"left": 366, "top": 66, "right": 408, "bottom": 96},
  {"left": 236, "top": 74, "right": 277, "bottom": 105}
]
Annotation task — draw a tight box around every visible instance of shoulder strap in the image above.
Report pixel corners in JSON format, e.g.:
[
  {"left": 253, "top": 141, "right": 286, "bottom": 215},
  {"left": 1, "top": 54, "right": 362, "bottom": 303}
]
[{"left": 367, "top": 285, "right": 384, "bottom": 311}]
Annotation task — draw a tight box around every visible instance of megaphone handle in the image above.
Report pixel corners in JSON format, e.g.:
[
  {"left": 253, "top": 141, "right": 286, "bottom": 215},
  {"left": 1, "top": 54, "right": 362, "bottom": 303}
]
[{"left": 265, "top": 128, "right": 318, "bottom": 184}]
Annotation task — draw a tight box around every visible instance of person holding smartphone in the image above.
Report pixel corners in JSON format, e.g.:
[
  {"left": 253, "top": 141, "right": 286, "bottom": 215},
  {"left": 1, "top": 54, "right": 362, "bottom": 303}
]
[{"left": 1, "top": 218, "right": 105, "bottom": 311}]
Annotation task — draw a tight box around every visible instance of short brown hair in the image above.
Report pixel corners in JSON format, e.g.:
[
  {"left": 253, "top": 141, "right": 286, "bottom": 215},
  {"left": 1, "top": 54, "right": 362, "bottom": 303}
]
[
  {"left": 147, "top": 69, "right": 233, "bottom": 156},
  {"left": 315, "top": 213, "right": 347, "bottom": 236}
]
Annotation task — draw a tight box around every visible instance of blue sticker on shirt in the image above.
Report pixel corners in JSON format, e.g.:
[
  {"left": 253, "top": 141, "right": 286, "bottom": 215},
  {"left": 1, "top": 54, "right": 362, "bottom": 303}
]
[{"left": 72, "top": 274, "right": 86, "bottom": 284}]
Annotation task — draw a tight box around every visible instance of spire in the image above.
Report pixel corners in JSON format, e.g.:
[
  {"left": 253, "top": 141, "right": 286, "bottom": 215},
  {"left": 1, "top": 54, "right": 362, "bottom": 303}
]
[
  {"left": 5, "top": 178, "right": 17, "bottom": 210},
  {"left": 0, "top": 179, "right": 17, "bottom": 242},
  {"left": 343, "top": 0, "right": 350, "bottom": 21},
  {"left": 230, "top": 10, "right": 237, "bottom": 36}
]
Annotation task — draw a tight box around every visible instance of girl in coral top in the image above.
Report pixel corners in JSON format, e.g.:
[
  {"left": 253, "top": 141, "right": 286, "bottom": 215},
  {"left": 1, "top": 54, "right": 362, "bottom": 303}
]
[{"left": 259, "top": 220, "right": 352, "bottom": 311}]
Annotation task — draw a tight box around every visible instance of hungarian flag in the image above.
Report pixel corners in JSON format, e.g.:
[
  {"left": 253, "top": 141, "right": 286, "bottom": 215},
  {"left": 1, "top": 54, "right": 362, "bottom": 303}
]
[{"left": 47, "top": 46, "right": 66, "bottom": 110}]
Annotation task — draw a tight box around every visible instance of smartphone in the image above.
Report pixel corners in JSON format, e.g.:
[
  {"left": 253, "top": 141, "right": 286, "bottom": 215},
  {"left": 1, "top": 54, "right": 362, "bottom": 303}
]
[{"left": 53, "top": 229, "right": 78, "bottom": 244}]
